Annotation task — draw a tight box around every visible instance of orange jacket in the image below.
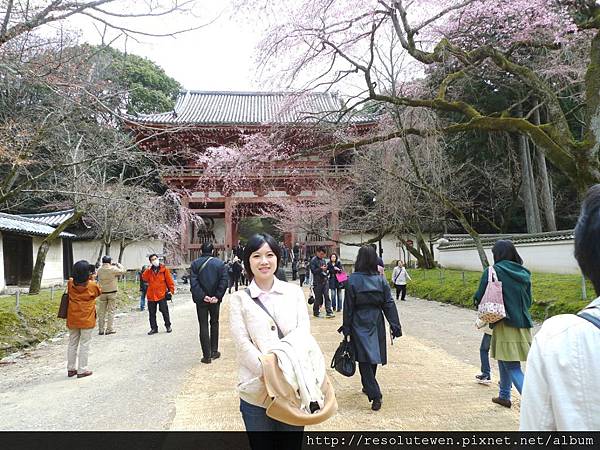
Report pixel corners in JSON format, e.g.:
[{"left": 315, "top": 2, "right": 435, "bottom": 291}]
[
  {"left": 142, "top": 264, "right": 175, "bottom": 302},
  {"left": 66, "top": 278, "right": 101, "bottom": 329}
]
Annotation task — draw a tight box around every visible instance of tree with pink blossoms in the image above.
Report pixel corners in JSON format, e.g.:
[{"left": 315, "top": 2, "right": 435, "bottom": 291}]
[{"left": 244, "top": 0, "right": 600, "bottom": 193}]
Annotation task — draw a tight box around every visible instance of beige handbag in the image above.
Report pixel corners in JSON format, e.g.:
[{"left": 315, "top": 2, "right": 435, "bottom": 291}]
[{"left": 259, "top": 353, "right": 337, "bottom": 426}]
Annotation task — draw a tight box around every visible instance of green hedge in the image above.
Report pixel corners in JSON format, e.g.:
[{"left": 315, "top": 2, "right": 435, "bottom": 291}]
[
  {"left": 0, "top": 281, "right": 140, "bottom": 358},
  {"left": 392, "top": 268, "right": 593, "bottom": 322}
]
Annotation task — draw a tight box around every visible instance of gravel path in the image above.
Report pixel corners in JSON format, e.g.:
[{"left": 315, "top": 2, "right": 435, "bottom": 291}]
[
  {"left": 0, "top": 292, "right": 202, "bottom": 430},
  {"left": 0, "top": 288, "right": 523, "bottom": 431}
]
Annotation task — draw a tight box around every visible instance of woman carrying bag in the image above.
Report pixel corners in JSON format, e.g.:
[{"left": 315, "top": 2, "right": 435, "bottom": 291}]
[
  {"left": 473, "top": 240, "right": 533, "bottom": 408},
  {"left": 65, "top": 260, "right": 101, "bottom": 379},
  {"left": 391, "top": 260, "right": 411, "bottom": 301},
  {"left": 327, "top": 253, "right": 345, "bottom": 311},
  {"left": 229, "top": 233, "right": 334, "bottom": 449},
  {"left": 341, "top": 245, "right": 402, "bottom": 411}
]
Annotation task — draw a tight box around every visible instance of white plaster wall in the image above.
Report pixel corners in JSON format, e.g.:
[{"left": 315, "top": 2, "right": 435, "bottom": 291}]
[
  {"left": 120, "top": 240, "right": 164, "bottom": 270},
  {"left": 72, "top": 240, "right": 104, "bottom": 266},
  {"left": 32, "top": 237, "right": 63, "bottom": 287},
  {"left": 72, "top": 240, "right": 165, "bottom": 271},
  {"left": 0, "top": 232, "right": 5, "bottom": 292},
  {"left": 339, "top": 233, "right": 404, "bottom": 265},
  {"left": 437, "top": 240, "right": 579, "bottom": 274}
]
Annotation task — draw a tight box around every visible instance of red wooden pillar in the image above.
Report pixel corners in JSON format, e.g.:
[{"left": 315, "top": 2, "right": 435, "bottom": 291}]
[
  {"left": 224, "top": 197, "right": 234, "bottom": 254},
  {"left": 331, "top": 209, "right": 340, "bottom": 254},
  {"left": 181, "top": 196, "right": 190, "bottom": 262}
]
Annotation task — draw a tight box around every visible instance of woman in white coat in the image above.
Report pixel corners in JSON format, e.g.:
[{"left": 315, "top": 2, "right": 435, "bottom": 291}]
[
  {"left": 391, "top": 260, "right": 411, "bottom": 301},
  {"left": 229, "top": 233, "right": 311, "bottom": 440}
]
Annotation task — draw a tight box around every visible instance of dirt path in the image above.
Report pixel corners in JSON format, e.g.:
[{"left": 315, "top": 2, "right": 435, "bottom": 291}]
[
  {"left": 0, "top": 293, "right": 202, "bottom": 430},
  {"left": 171, "top": 291, "right": 521, "bottom": 431},
  {"left": 0, "top": 288, "right": 521, "bottom": 431}
]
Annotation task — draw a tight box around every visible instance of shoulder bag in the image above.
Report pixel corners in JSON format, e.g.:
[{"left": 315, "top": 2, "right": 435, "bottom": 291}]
[
  {"left": 57, "top": 286, "right": 69, "bottom": 319},
  {"left": 477, "top": 266, "right": 506, "bottom": 323},
  {"left": 578, "top": 306, "right": 600, "bottom": 330},
  {"left": 244, "top": 288, "right": 284, "bottom": 338}
]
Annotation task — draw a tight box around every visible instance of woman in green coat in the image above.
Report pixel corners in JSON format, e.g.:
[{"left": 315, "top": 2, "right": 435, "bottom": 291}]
[{"left": 474, "top": 240, "right": 533, "bottom": 409}]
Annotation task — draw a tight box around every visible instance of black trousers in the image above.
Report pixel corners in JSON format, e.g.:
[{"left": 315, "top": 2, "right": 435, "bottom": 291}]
[
  {"left": 359, "top": 362, "right": 381, "bottom": 401},
  {"left": 196, "top": 302, "right": 221, "bottom": 358},
  {"left": 312, "top": 282, "right": 332, "bottom": 315},
  {"left": 299, "top": 274, "right": 306, "bottom": 287},
  {"left": 395, "top": 284, "right": 407, "bottom": 300},
  {"left": 148, "top": 299, "right": 171, "bottom": 330}
]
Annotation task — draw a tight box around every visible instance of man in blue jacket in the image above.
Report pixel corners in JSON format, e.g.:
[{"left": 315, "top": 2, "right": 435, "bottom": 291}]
[{"left": 190, "top": 242, "right": 229, "bottom": 364}]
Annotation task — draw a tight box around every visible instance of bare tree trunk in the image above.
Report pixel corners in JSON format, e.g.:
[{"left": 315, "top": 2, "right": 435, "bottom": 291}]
[
  {"left": 532, "top": 104, "right": 557, "bottom": 231},
  {"left": 519, "top": 132, "right": 542, "bottom": 233},
  {"left": 95, "top": 240, "right": 105, "bottom": 266},
  {"left": 416, "top": 230, "right": 435, "bottom": 268},
  {"left": 29, "top": 211, "right": 83, "bottom": 294},
  {"left": 118, "top": 238, "right": 130, "bottom": 264}
]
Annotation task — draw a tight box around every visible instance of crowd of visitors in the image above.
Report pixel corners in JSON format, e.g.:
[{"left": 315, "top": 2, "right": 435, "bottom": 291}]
[{"left": 58, "top": 185, "right": 600, "bottom": 433}]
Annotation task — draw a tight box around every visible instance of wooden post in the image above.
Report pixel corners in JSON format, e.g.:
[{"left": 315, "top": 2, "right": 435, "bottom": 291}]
[
  {"left": 331, "top": 209, "right": 340, "bottom": 254},
  {"left": 15, "top": 291, "right": 20, "bottom": 313},
  {"left": 462, "top": 271, "right": 465, "bottom": 286},
  {"left": 181, "top": 196, "right": 190, "bottom": 263},
  {"left": 224, "top": 197, "right": 234, "bottom": 253}
]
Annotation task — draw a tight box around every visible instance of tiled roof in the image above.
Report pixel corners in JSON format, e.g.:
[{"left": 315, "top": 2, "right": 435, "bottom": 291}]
[
  {"left": 21, "top": 209, "right": 75, "bottom": 227},
  {"left": 437, "top": 230, "right": 574, "bottom": 249},
  {"left": 0, "top": 213, "right": 75, "bottom": 238},
  {"left": 131, "top": 90, "right": 377, "bottom": 125},
  {"left": 22, "top": 209, "right": 96, "bottom": 240}
]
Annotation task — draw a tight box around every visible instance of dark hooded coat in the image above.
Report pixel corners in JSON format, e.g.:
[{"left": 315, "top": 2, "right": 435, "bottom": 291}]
[{"left": 342, "top": 272, "right": 401, "bottom": 365}]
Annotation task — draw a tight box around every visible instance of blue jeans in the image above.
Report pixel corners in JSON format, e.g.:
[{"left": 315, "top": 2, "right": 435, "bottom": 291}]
[
  {"left": 140, "top": 289, "right": 147, "bottom": 310},
  {"left": 239, "top": 399, "right": 304, "bottom": 432},
  {"left": 480, "top": 333, "right": 491, "bottom": 378},
  {"left": 239, "top": 399, "right": 303, "bottom": 450},
  {"left": 498, "top": 360, "right": 524, "bottom": 400},
  {"left": 330, "top": 288, "right": 343, "bottom": 310}
]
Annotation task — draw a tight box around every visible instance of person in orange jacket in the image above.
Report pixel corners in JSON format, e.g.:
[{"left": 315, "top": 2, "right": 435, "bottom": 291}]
[
  {"left": 142, "top": 253, "right": 176, "bottom": 335},
  {"left": 66, "top": 260, "right": 101, "bottom": 378}
]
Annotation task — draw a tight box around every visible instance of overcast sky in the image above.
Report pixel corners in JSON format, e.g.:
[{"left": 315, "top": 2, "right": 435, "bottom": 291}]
[{"left": 71, "top": 1, "right": 263, "bottom": 92}]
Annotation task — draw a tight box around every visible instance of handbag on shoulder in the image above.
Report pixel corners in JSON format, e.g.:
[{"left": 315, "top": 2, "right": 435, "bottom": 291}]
[
  {"left": 477, "top": 266, "right": 506, "bottom": 323},
  {"left": 330, "top": 335, "right": 356, "bottom": 377},
  {"left": 57, "top": 287, "right": 69, "bottom": 319}
]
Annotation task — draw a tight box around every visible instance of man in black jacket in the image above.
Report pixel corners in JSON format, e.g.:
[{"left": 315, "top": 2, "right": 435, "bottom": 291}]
[
  {"left": 190, "top": 242, "right": 229, "bottom": 364},
  {"left": 310, "top": 246, "right": 335, "bottom": 318}
]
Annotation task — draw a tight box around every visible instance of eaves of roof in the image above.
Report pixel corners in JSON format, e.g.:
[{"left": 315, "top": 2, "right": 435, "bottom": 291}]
[
  {"left": 0, "top": 213, "right": 75, "bottom": 238},
  {"left": 437, "top": 230, "right": 575, "bottom": 250}
]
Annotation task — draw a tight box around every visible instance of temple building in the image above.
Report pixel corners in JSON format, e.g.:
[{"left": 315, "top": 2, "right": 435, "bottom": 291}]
[{"left": 127, "top": 90, "right": 376, "bottom": 263}]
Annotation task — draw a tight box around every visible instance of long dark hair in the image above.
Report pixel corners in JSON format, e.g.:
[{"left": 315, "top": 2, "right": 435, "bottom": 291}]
[
  {"left": 575, "top": 184, "right": 600, "bottom": 294},
  {"left": 72, "top": 260, "right": 92, "bottom": 285},
  {"left": 354, "top": 245, "right": 378, "bottom": 274},
  {"left": 243, "top": 233, "right": 281, "bottom": 281},
  {"left": 492, "top": 240, "right": 523, "bottom": 265}
]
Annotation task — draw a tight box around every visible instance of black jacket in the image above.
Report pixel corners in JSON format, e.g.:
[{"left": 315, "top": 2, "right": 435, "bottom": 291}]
[
  {"left": 310, "top": 256, "right": 328, "bottom": 286},
  {"left": 327, "top": 261, "right": 343, "bottom": 289},
  {"left": 342, "top": 272, "right": 401, "bottom": 365},
  {"left": 190, "top": 254, "right": 229, "bottom": 304}
]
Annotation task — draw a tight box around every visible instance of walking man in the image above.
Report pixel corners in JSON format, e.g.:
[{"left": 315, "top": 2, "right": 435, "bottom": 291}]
[
  {"left": 96, "top": 255, "right": 126, "bottom": 335},
  {"left": 190, "top": 242, "right": 229, "bottom": 364},
  {"left": 310, "top": 246, "right": 335, "bottom": 318},
  {"left": 142, "top": 254, "right": 175, "bottom": 335}
]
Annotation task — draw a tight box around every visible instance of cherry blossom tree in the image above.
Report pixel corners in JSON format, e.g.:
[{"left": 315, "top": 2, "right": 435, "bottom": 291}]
[{"left": 242, "top": 0, "right": 600, "bottom": 193}]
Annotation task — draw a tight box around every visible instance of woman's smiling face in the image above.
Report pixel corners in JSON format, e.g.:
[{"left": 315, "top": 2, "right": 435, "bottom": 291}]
[{"left": 250, "top": 242, "right": 278, "bottom": 282}]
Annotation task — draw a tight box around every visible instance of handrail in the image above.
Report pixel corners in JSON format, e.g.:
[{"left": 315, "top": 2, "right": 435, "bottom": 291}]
[{"left": 163, "top": 165, "right": 351, "bottom": 178}]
